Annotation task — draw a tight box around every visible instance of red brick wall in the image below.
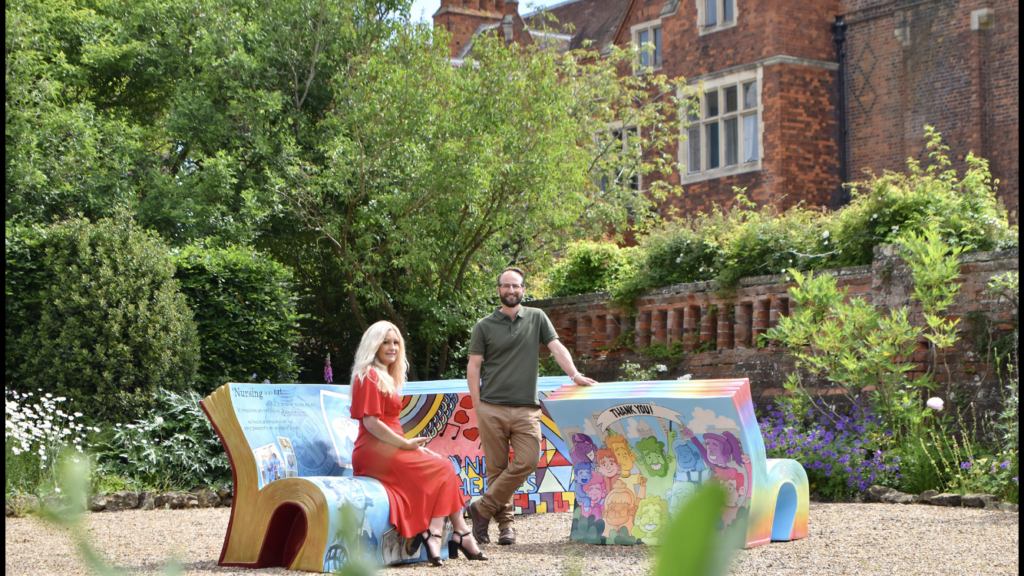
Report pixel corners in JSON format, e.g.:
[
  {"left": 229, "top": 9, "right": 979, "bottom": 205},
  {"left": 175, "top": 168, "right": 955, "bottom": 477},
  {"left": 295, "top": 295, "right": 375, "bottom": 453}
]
[
  {"left": 527, "top": 245, "right": 1018, "bottom": 408},
  {"left": 616, "top": 0, "right": 845, "bottom": 214},
  {"left": 838, "top": 0, "right": 1018, "bottom": 221},
  {"left": 761, "top": 63, "right": 843, "bottom": 208}
]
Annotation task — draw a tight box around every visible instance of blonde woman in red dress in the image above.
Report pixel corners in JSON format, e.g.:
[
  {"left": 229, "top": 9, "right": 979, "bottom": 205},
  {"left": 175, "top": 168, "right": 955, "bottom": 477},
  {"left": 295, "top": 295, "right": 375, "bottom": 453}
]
[{"left": 349, "top": 321, "right": 486, "bottom": 567}]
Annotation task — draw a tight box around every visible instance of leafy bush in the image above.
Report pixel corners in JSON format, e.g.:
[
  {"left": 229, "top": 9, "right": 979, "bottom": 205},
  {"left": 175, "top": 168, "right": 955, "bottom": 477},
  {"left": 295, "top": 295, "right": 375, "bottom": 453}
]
[
  {"left": 5, "top": 214, "right": 200, "bottom": 423},
  {"left": 548, "top": 241, "right": 636, "bottom": 298},
  {"left": 547, "top": 128, "right": 1015, "bottom": 302},
  {"left": 760, "top": 400, "right": 901, "bottom": 499},
  {"left": 907, "top": 430, "right": 1019, "bottom": 503},
  {"left": 764, "top": 227, "right": 968, "bottom": 441},
  {"left": 93, "top": 388, "right": 231, "bottom": 492},
  {"left": 174, "top": 243, "right": 304, "bottom": 387},
  {"left": 828, "top": 126, "right": 1015, "bottom": 268}
]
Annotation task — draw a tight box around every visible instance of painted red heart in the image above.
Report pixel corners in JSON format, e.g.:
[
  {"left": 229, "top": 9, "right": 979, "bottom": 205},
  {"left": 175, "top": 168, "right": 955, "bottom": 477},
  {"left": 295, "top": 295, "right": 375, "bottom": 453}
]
[
  {"left": 460, "top": 395, "right": 474, "bottom": 409},
  {"left": 454, "top": 410, "right": 470, "bottom": 424},
  {"left": 462, "top": 428, "right": 479, "bottom": 441}
]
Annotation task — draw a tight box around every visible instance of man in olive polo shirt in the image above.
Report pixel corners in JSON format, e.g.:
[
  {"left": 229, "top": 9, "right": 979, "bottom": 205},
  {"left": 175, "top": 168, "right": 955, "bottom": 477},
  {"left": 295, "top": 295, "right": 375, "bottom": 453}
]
[{"left": 466, "top": 267, "right": 597, "bottom": 546}]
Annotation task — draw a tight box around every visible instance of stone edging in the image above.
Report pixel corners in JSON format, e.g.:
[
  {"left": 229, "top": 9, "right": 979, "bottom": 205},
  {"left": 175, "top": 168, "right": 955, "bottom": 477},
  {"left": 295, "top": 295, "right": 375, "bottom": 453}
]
[
  {"left": 864, "top": 485, "right": 1018, "bottom": 512},
  {"left": 5, "top": 486, "right": 232, "bottom": 518},
  {"left": 525, "top": 245, "right": 1020, "bottom": 309}
]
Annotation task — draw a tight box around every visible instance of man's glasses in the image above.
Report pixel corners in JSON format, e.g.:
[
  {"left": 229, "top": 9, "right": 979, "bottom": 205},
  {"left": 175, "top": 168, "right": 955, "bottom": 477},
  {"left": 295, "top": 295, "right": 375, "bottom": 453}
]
[{"left": 498, "top": 283, "right": 525, "bottom": 291}]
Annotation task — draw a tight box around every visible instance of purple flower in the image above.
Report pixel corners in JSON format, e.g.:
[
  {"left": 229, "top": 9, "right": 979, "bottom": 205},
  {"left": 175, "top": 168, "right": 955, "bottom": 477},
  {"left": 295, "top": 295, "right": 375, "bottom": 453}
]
[
  {"left": 324, "top": 353, "right": 334, "bottom": 384},
  {"left": 1001, "top": 461, "right": 1010, "bottom": 469},
  {"left": 884, "top": 429, "right": 893, "bottom": 436},
  {"left": 961, "top": 462, "right": 972, "bottom": 470}
]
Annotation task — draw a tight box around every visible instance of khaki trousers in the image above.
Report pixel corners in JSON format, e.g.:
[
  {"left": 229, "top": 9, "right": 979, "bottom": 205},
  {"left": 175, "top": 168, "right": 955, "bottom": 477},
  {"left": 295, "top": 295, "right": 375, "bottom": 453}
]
[{"left": 475, "top": 401, "right": 542, "bottom": 529}]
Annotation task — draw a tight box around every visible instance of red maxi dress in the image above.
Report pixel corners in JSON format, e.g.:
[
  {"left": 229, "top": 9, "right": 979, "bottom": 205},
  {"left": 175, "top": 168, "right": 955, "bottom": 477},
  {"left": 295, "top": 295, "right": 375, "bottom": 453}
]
[{"left": 350, "top": 367, "right": 467, "bottom": 538}]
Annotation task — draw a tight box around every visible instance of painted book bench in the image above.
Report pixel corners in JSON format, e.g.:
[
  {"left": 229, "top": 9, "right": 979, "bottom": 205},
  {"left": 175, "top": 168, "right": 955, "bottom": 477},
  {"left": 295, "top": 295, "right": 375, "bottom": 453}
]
[
  {"left": 540, "top": 378, "right": 809, "bottom": 547},
  {"left": 200, "top": 377, "right": 578, "bottom": 572}
]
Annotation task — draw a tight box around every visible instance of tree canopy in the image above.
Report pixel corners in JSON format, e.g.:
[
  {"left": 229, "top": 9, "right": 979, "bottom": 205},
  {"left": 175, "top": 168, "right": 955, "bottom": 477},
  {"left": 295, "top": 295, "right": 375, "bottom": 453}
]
[{"left": 6, "top": 0, "right": 689, "bottom": 381}]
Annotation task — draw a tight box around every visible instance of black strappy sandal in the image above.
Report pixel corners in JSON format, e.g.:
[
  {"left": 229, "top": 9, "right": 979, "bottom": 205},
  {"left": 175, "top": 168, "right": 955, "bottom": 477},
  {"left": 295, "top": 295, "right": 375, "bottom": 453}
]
[
  {"left": 448, "top": 530, "right": 488, "bottom": 561},
  {"left": 424, "top": 531, "right": 444, "bottom": 566}
]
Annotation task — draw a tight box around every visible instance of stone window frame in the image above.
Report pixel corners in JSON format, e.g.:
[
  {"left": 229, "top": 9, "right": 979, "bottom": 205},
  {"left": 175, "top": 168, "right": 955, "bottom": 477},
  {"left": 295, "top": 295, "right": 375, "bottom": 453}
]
[
  {"left": 678, "top": 67, "right": 763, "bottom": 184},
  {"left": 696, "top": 0, "right": 738, "bottom": 36},
  {"left": 630, "top": 18, "right": 664, "bottom": 75}
]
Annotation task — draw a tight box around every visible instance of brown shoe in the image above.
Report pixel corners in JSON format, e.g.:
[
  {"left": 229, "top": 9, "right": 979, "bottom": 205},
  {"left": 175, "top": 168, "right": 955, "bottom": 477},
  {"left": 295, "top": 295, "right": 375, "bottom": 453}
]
[
  {"left": 467, "top": 502, "right": 491, "bottom": 544},
  {"left": 498, "top": 527, "right": 516, "bottom": 545}
]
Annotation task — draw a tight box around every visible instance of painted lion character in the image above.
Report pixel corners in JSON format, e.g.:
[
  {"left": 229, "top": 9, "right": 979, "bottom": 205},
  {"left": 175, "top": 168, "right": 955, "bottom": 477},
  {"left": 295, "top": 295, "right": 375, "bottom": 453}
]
[{"left": 632, "top": 495, "right": 670, "bottom": 543}]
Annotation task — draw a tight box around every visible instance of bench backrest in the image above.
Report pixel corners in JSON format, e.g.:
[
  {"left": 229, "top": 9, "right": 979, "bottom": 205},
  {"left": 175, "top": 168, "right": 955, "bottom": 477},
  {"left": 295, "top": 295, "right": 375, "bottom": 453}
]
[
  {"left": 217, "top": 378, "right": 578, "bottom": 513},
  {"left": 541, "top": 378, "right": 789, "bottom": 546}
]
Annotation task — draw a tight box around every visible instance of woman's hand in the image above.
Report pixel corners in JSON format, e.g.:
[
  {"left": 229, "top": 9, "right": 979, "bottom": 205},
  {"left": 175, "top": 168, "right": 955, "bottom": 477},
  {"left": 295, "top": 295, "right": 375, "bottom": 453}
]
[{"left": 402, "top": 437, "right": 430, "bottom": 451}]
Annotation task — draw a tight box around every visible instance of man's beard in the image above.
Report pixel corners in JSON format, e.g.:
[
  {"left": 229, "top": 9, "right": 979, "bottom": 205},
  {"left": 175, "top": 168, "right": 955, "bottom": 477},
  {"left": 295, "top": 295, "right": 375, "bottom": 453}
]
[{"left": 500, "top": 292, "right": 522, "bottom": 307}]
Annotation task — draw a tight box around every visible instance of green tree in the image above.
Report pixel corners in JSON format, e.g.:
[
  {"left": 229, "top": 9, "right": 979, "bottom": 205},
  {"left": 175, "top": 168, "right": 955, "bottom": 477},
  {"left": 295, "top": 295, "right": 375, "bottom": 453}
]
[
  {"left": 6, "top": 214, "right": 200, "bottom": 423},
  {"left": 174, "top": 243, "right": 304, "bottom": 387},
  {"left": 277, "top": 26, "right": 690, "bottom": 378}
]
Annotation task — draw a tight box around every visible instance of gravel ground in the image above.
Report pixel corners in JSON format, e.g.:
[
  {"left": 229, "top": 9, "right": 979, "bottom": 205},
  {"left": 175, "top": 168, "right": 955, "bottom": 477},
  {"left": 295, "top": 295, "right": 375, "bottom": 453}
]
[{"left": 5, "top": 503, "right": 1018, "bottom": 576}]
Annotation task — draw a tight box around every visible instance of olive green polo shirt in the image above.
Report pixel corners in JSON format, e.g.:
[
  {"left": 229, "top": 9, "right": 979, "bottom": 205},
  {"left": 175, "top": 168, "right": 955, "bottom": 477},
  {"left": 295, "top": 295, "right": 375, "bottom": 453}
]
[{"left": 468, "top": 306, "right": 559, "bottom": 407}]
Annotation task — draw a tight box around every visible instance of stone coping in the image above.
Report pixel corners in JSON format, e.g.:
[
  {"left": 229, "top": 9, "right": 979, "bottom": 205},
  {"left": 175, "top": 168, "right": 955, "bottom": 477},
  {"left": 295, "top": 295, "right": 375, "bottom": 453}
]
[{"left": 526, "top": 245, "right": 1018, "bottom": 310}]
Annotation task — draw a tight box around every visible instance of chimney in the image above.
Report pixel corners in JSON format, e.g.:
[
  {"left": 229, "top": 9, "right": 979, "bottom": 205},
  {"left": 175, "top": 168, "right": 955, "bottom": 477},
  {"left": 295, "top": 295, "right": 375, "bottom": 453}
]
[
  {"left": 462, "top": 0, "right": 479, "bottom": 10},
  {"left": 503, "top": 0, "right": 518, "bottom": 16},
  {"left": 502, "top": 14, "right": 514, "bottom": 41},
  {"left": 480, "top": 0, "right": 495, "bottom": 12}
]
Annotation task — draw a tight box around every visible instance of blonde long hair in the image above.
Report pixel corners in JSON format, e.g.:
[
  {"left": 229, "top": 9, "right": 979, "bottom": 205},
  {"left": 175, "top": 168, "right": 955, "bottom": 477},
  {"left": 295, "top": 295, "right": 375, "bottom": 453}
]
[{"left": 350, "top": 321, "right": 408, "bottom": 395}]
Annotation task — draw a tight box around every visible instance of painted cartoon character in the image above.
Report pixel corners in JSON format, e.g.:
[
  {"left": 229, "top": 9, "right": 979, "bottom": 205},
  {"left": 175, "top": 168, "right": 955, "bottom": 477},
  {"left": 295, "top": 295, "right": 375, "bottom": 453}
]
[
  {"left": 573, "top": 462, "right": 595, "bottom": 510},
  {"left": 631, "top": 495, "right": 670, "bottom": 543},
  {"left": 595, "top": 448, "right": 621, "bottom": 493},
  {"left": 633, "top": 431, "right": 676, "bottom": 478},
  {"left": 605, "top": 432, "right": 647, "bottom": 499},
  {"left": 680, "top": 427, "right": 751, "bottom": 509},
  {"left": 672, "top": 437, "right": 707, "bottom": 484},
  {"left": 712, "top": 466, "right": 747, "bottom": 531},
  {"left": 603, "top": 481, "right": 638, "bottom": 538},
  {"left": 665, "top": 480, "right": 696, "bottom": 516},
  {"left": 702, "top": 431, "right": 751, "bottom": 509},
  {"left": 581, "top": 476, "right": 607, "bottom": 520},
  {"left": 570, "top": 433, "right": 598, "bottom": 466}
]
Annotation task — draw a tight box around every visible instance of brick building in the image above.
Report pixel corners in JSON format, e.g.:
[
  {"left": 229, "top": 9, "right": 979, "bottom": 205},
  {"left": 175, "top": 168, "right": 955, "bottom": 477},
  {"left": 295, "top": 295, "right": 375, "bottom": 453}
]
[{"left": 434, "top": 0, "right": 1018, "bottom": 220}]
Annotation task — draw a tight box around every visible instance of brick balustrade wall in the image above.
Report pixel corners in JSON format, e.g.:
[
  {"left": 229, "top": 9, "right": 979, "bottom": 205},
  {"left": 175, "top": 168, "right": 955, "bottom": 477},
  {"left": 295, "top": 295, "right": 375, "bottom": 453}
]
[{"left": 526, "top": 245, "right": 1017, "bottom": 409}]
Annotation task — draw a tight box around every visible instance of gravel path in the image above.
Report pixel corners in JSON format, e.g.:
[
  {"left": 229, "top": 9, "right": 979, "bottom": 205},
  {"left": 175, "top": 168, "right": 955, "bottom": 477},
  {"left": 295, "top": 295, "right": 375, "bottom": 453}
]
[{"left": 5, "top": 503, "right": 1018, "bottom": 576}]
